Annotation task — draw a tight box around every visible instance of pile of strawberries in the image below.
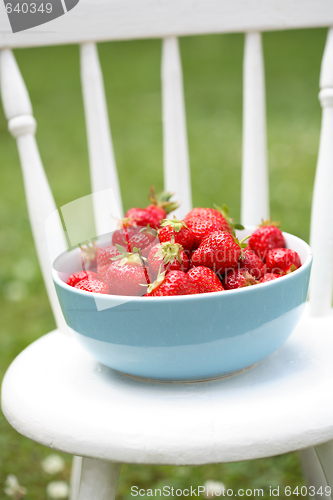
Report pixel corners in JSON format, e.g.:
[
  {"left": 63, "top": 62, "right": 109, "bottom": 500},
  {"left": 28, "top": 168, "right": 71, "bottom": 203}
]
[{"left": 66, "top": 189, "right": 302, "bottom": 297}]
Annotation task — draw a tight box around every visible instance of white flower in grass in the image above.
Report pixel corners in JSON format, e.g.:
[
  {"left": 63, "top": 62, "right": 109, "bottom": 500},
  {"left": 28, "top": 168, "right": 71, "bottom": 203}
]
[
  {"left": 42, "top": 454, "right": 66, "bottom": 475},
  {"left": 4, "top": 475, "right": 27, "bottom": 499},
  {"left": 46, "top": 481, "right": 69, "bottom": 499},
  {"left": 203, "top": 480, "right": 226, "bottom": 497}
]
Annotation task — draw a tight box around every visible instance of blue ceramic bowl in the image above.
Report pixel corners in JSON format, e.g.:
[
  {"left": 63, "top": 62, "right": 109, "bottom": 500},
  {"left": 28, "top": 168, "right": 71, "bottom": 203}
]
[{"left": 52, "top": 229, "right": 312, "bottom": 381}]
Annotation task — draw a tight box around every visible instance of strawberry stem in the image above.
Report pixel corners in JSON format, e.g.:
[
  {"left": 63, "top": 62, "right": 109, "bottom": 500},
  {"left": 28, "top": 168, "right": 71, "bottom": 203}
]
[
  {"left": 259, "top": 218, "right": 280, "bottom": 228},
  {"left": 148, "top": 186, "right": 180, "bottom": 214},
  {"left": 214, "top": 204, "right": 244, "bottom": 236}
]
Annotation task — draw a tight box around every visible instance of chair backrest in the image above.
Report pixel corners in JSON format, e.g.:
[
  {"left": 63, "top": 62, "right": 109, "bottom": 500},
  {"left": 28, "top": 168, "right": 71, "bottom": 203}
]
[{"left": 0, "top": 1, "right": 332, "bottom": 333}]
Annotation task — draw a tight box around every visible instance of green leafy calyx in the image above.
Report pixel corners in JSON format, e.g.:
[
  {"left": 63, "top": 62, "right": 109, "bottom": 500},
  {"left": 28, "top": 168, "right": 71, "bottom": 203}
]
[
  {"left": 80, "top": 239, "right": 97, "bottom": 269},
  {"left": 146, "top": 266, "right": 166, "bottom": 294},
  {"left": 139, "top": 224, "right": 158, "bottom": 238},
  {"left": 235, "top": 235, "right": 250, "bottom": 259},
  {"left": 117, "top": 216, "right": 137, "bottom": 229},
  {"left": 160, "top": 216, "right": 188, "bottom": 233},
  {"left": 111, "top": 244, "right": 144, "bottom": 267},
  {"left": 242, "top": 270, "right": 257, "bottom": 286},
  {"left": 148, "top": 186, "right": 180, "bottom": 214},
  {"left": 155, "top": 239, "right": 183, "bottom": 265},
  {"left": 214, "top": 203, "right": 244, "bottom": 236},
  {"left": 259, "top": 218, "right": 280, "bottom": 228}
]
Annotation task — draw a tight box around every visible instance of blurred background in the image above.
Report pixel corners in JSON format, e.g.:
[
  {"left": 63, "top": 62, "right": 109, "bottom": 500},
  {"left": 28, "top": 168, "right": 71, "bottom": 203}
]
[{"left": 0, "top": 28, "right": 327, "bottom": 499}]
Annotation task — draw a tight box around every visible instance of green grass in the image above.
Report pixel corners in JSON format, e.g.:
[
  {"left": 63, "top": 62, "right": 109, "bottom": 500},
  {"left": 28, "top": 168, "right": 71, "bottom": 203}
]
[{"left": 0, "top": 28, "right": 327, "bottom": 499}]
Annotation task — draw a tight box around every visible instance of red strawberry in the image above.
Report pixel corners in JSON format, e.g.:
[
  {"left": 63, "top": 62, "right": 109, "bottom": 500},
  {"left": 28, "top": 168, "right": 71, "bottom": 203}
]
[
  {"left": 97, "top": 264, "right": 112, "bottom": 281},
  {"left": 265, "top": 248, "right": 301, "bottom": 274},
  {"left": 124, "top": 188, "right": 179, "bottom": 230},
  {"left": 186, "top": 217, "right": 224, "bottom": 249},
  {"left": 184, "top": 205, "right": 242, "bottom": 237},
  {"left": 97, "top": 245, "right": 121, "bottom": 267},
  {"left": 259, "top": 273, "right": 281, "bottom": 283},
  {"left": 159, "top": 218, "right": 194, "bottom": 251},
  {"left": 239, "top": 248, "right": 266, "bottom": 279},
  {"left": 128, "top": 226, "right": 159, "bottom": 257},
  {"left": 145, "top": 187, "right": 179, "bottom": 226},
  {"left": 112, "top": 226, "right": 138, "bottom": 250},
  {"left": 74, "top": 278, "right": 109, "bottom": 294},
  {"left": 128, "top": 233, "right": 155, "bottom": 258},
  {"left": 145, "top": 205, "right": 166, "bottom": 224},
  {"left": 191, "top": 231, "right": 242, "bottom": 276},
  {"left": 187, "top": 251, "right": 196, "bottom": 270},
  {"left": 125, "top": 208, "right": 160, "bottom": 229},
  {"left": 144, "top": 270, "right": 198, "bottom": 297},
  {"left": 148, "top": 241, "right": 189, "bottom": 279},
  {"left": 106, "top": 251, "right": 148, "bottom": 296},
  {"left": 96, "top": 245, "right": 122, "bottom": 280},
  {"left": 184, "top": 207, "right": 225, "bottom": 223},
  {"left": 187, "top": 266, "right": 224, "bottom": 293},
  {"left": 223, "top": 270, "right": 257, "bottom": 290},
  {"left": 248, "top": 221, "right": 285, "bottom": 260},
  {"left": 67, "top": 271, "right": 98, "bottom": 287}
]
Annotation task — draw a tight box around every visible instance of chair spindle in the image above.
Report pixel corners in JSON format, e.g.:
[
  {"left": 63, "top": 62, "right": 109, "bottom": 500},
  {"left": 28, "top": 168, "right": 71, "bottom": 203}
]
[
  {"left": 80, "top": 42, "right": 123, "bottom": 235},
  {"left": 161, "top": 37, "right": 192, "bottom": 219},
  {"left": 309, "top": 28, "right": 333, "bottom": 316},
  {"left": 241, "top": 32, "right": 269, "bottom": 226},
  {"left": 0, "top": 49, "right": 69, "bottom": 332}
]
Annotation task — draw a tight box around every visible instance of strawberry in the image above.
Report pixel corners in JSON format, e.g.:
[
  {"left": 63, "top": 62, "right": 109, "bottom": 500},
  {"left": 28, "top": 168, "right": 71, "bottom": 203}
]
[
  {"left": 239, "top": 248, "right": 266, "bottom": 279},
  {"left": 259, "top": 273, "right": 281, "bottom": 283},
  {"left": 185, "top": 207, "right": 221, "bottom": 221},
  {"left": 187, "top": 266, "right": 224, "bottom": 293},
  {"left": 185, "top": 217, "right": 224, "bottom": 249},
  {"left": 97, "top": 264, "right": 112, "bottom": 281},
  {"left": 184, "top": 207, "right": 228, "bottom": 227},
  {"left": 106, "top": 249, "right": 149, "bottom": 296},
  {"left": 184, "top": 204, "right": 242, "bottom": 237},
  {"left": 74, "top": 278, "right": 109, "bottom": 294},
  {"left": 144, "top": 270, "right": 198, "bottom": 297},
  {"left": 223, "top": 269, "right": 257, "bottom": 290},
  {"left": 95, "top": 245, "right": 122, "bottom": 280},
  {"left": 187, "top": 251, "right": 196, "bottom": 270},
  {"left": 123, "top": 188, "right": 179, "bottom": 230},
  {"left": 191, "top": 231, "right": 242, "bottom": 276},
  {"left": 128, "top": 226, "right": 159, "bottom": 257},
  {"left": 124, "top": 208, "right": 160, "bottom": 229},
  {"left": 265, "top": 248, "right": 301, "bottom": 275},
  {"left": 159, "top": 217, "right": 194, "bottom": 251},
  {"left": 112, "top": 226, "right": 138, "bottom": 250},
  {"left": 248, "top": 221, "right": 285, "bottom": 260},
  {"left": 144, "top": 205, "right": 166, "bottom": 224},
  {"left": 148, "top": 241, "right": 189, "bottom": 279},
  {"left": 145, "top": 187, "right": 179, "bottom": 226},
  {"left": 67, "top": 271, "right": 98, "bottom": 287},
  {"left": 97, "top": 245, "right": 121, "bottom": 267}
]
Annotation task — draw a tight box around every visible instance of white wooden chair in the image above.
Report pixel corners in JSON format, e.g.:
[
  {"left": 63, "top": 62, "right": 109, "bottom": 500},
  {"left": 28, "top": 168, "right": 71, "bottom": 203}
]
[{"left": 1, "top": 2, "right": 333, "bottom": 499}]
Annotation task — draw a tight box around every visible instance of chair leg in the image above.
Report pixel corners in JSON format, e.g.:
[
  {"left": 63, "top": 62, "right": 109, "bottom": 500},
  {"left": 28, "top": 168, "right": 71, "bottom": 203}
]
[
  {"left": 75, "top": 457, "right": 121, "bottom": 500},
  {"left": 314, "top": 440, "right": 333, "bottom": 500},
  {"left": 70, "top": 456, "right": 83, "bottom": 500},
  {"left": 300, "top": 447, "right": 328, "bottom": 500}
]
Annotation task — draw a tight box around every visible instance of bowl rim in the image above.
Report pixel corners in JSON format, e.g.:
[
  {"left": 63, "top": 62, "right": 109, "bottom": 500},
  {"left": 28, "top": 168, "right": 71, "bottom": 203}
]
[{"left": 52, "top": 229, "right": 313, "bottom": 303}]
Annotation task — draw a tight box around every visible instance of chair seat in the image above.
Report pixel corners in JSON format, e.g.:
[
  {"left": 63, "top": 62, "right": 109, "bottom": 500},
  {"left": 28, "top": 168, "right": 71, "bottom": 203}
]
[{"left": 2, "top": 305, "right": 333, "bottom": 466}]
